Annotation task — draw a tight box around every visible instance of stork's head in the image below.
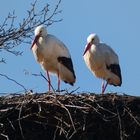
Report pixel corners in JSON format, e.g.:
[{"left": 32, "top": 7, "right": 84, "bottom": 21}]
[
  {"left": 31, "top": 25, "right": 47, "bottom": 49},
  {"left": 83, "top": 33, "right": 100, "bottom": 56}
]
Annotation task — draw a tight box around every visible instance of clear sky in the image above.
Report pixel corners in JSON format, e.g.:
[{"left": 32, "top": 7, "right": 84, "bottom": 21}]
[{"left": 0, "top": 0, "right": 140, "bottom": 96}]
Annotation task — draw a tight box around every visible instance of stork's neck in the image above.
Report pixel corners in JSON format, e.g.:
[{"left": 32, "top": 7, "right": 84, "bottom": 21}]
[
  {"left": 93, "top": 40, "right": 99, "bottom": 45},
  {"left": 90, "top": 43, "right": 97, "bottom": 53},
  {"left": 37, "top": 36, "right": 47, "bottom": 47}
]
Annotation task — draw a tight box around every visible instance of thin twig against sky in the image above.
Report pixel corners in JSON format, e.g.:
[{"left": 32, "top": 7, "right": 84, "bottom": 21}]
[{"left": 0, "top": 73, "right": 27, "bottom": 91}]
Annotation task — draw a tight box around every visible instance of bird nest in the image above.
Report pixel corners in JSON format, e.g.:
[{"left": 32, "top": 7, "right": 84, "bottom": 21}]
[{"left": 0, "top": 92, "right": 140, "bottom": 140}]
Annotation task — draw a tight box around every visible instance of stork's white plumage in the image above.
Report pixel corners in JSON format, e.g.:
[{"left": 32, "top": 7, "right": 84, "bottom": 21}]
[
  {"left": 83, "top": 34, "right": 122, "bottom": 94},
  {"left": 31, "top": 25, "right": 76, "bottom": 91}
]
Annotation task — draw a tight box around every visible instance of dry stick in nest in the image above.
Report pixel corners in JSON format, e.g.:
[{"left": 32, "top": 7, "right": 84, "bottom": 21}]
[
  {"left": 0, "top": 133, "right": 9, "bottom": 140},
  {"left": 124, "top": 106, "right": 140, "bottom": 127},
  {"left": 53, "top": 121, "right": 60, "bottom": 140},
  {"left": 64, "top": 104, "right": 90, "bottom": 110},
  {"left": 116, "top": 106, "right": 123, "bottom": 140},
  {"left": 16, "top": 93, "right": 35, "bottom": 139},
  {"left": 54, "top": 116, "right": 70, "bottom": 128},
  {"left": 18, "top": 96, "right": 27, "bottom": 139},
  {"left": 7, "top": 118, "right": 16, "bottom": 131},
  {"left": 18, "top": 105, "right": 24, "bottom": 139},
  {"left": 96, "top": 103, "right": 117, "bottom": 116},
  {"left": 56, "top": 100, "right": 77, "bottom": 136}
]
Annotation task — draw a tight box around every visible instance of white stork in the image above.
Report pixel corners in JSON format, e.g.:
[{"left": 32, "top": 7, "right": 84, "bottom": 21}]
[
  {"left": 31, "top": 25, "right": 76, "bottom": 91},
  {"left": 83, "top": 33, "right": 122, "bottom": 94}
]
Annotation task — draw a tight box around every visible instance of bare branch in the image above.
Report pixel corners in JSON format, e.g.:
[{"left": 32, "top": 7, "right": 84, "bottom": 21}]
[
  {"left": 0, "top": 0, "right": 62, "bottom": 57},
  {"left": 0, "top": 133, "right": 9, "bottom": 140},
  {"left": 0, "top": 73, "right": 27, "bottom": 91}
]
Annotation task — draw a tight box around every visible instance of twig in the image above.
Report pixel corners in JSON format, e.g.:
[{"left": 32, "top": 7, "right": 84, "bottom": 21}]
[
  {"left": 53, "top": 122, "right": 59, "bottom": 140},
  {"left": 96, "top": 103, "right": 117, "bottom": 115},
  {"left": 0, "top": 73, "right": 27, "bottom": 91},
  {"left": 18, "top": 101, "right": 25, "bottom": 139},
  {"left": 65, "top": 104, "right": 90, "bottom": 110},
  {"left": 57, "top": 100, "right": 76, "bottom": 133},
  {"left": 32, "top": 72, "right": 56, "bottom": 94},
  {"left": 0, "top": 133, "right": 9, "bottom": 140},
  {"left": 116, "top": 106, "right": 123, "bottom": 140},
  {"left": 54, "top": 116, "right": 70, "bottom": 128},
  {"left": 7, "top": 118, "right": 16, "bottom": 131},
  {"left": 40, "top": 72, "right": 56, "bottom": 93},
  {"left": 69, "top": 87, "right": 80, "bottom": 94},
  {"left": 125, "top": 106, "right": 140, "bottom": 127}
]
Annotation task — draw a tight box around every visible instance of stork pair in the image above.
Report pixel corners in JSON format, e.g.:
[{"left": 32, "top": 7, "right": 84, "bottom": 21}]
[{"left": 31, "top": 25, "right": 122, "bottom": 94}]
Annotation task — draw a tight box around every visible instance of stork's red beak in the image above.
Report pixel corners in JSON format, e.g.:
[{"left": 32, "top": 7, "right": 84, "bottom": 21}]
[
  {"left": 83, "top": 43, "right": 91, "bottom": 56},
  {"left": 31, "top": 34, "right": 40, "bottom": 49}
]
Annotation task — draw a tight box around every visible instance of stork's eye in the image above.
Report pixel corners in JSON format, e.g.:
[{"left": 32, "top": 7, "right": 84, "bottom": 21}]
[{"left": 39, "top": 30, "right": 42, "bottom": 34}]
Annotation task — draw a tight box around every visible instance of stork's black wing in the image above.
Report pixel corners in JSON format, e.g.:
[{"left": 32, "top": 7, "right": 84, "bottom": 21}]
[
  {"left": 57, "top": 57, "right": 76, "bottom": 79},
  {"left": 107, "top": 64, "right": 122, "bottom": 86}
]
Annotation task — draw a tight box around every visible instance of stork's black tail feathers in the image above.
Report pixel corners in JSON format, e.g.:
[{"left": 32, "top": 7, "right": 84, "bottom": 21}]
[
  {"left": 57, "top": 56, "right": 76, "bottom": 85},
  {"left": 107, "top": 64, "right": 122, "bottom": 86}
]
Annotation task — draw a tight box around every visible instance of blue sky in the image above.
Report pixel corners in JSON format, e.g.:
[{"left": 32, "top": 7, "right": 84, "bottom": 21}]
[{"left": 0, "top": 0, "right": 140, "bottom": 95}]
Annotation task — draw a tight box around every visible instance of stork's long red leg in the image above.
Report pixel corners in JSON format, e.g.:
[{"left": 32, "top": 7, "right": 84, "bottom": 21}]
[
  {"left": 102, "top": 82, "right": 108, "bottom": 94},
  {"left": 46, "top": 70, "right": 51, "bottom": 91},
  {"left": 57, "top": 71, "right": 60, "bottom": 92},
  {"left": 101, "top": 80, "right": 105, "bottom": 94},
  {"left": 102, "top": 79, "right": 110, "bottom": 94}
]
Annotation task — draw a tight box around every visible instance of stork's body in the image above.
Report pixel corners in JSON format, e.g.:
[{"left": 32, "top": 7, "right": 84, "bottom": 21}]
[
  {"left": 83, "top": 34, "right": 122, "bottom": 94},
  {"left": 31, "top": 25, "right": 76, "bottom": 91}
]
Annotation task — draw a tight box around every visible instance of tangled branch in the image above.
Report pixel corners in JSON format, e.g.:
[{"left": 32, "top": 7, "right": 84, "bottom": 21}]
[{"left": 0, "top": 0, "right": 62, "bottom": 57}]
